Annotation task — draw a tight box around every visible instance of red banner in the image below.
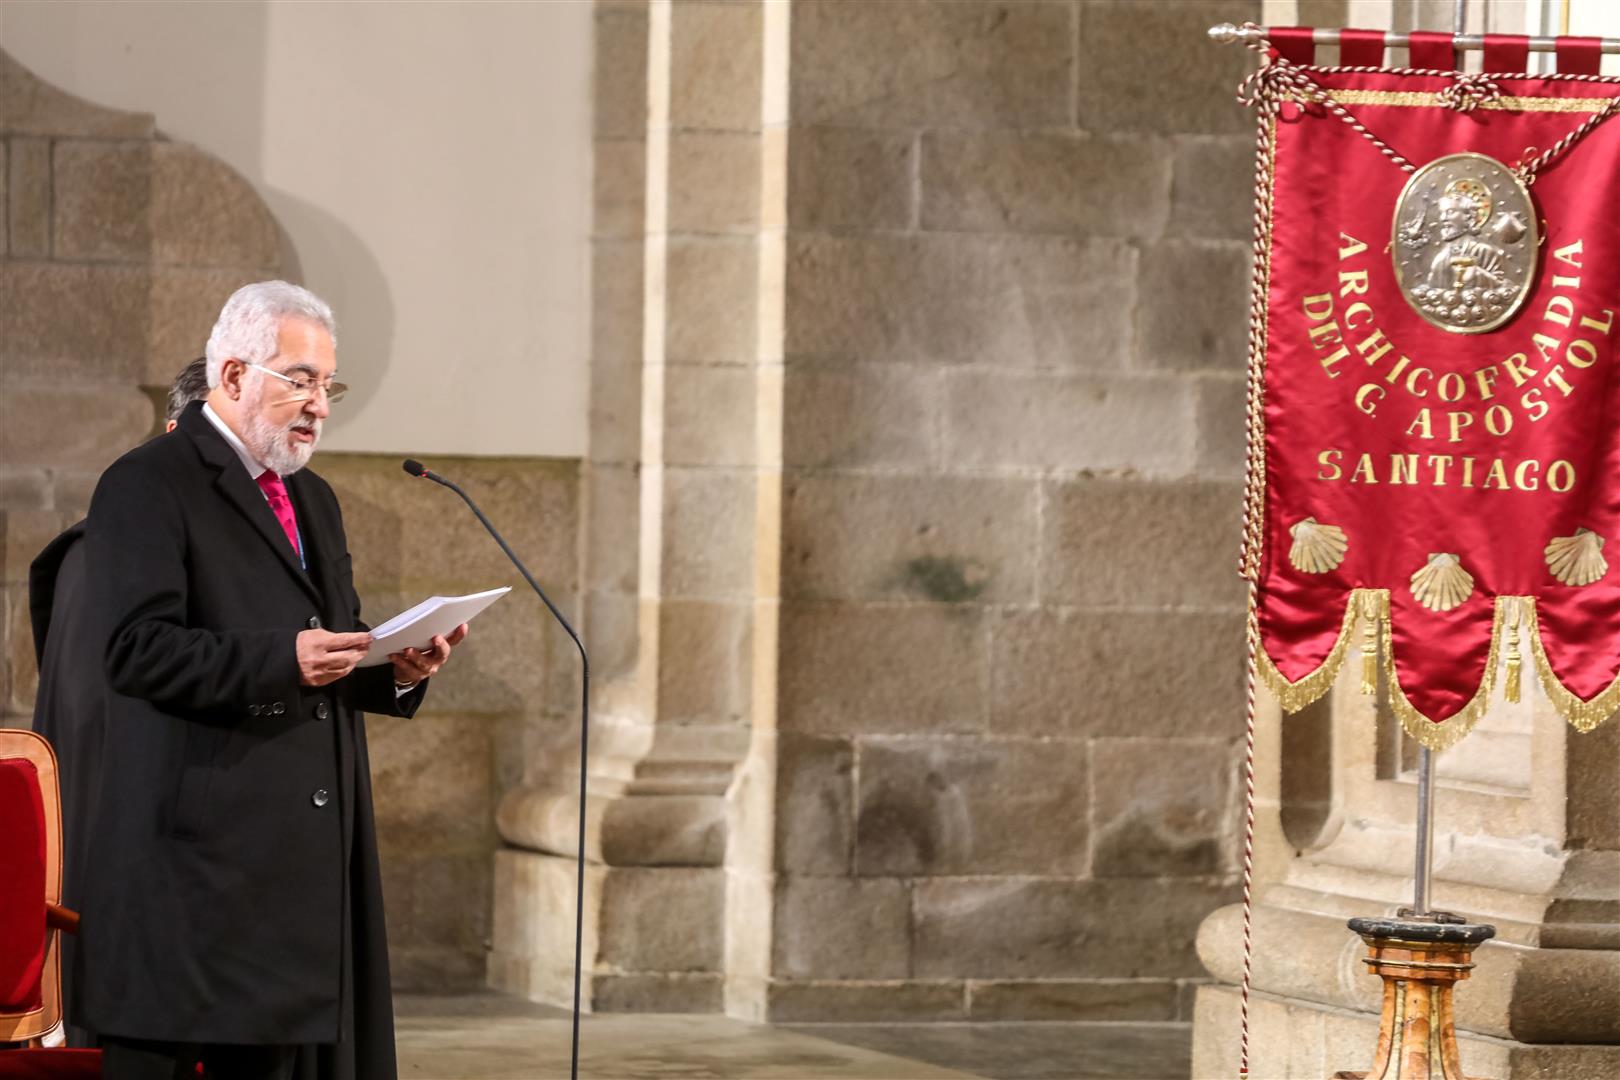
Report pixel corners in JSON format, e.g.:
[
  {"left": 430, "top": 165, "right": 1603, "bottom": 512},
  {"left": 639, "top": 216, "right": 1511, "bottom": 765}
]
[{"left": 1243, "top": 57, "right": 1620, "bottom": 747}]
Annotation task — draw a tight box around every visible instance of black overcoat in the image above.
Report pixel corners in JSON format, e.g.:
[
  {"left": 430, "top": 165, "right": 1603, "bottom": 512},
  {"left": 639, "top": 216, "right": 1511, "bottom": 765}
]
[
  {"left": 29, "top": 520, "right": 98, "bottom": 1046},
  {"left": 73, "top": 403, "right": 420, "bottom": 1071}
]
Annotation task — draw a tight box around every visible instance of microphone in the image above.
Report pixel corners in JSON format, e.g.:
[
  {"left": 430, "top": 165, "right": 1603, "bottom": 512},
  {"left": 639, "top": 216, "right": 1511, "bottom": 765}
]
[
  {"left": 402, "top": 459, "right": 582, "bottom": 653},
  {"left": 402, "top": 458, "right": 590, "bottom": 1080}
]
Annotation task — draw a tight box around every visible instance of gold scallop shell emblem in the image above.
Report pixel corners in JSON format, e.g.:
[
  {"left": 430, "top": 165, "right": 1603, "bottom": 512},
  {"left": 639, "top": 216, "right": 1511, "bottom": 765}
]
[
  {"left": 1544, "top": 528, "right": 1608, "bottom": 587},
  {"left": 1288, "top": 518, "right": 1348, "bottom": 574},
  {"left": 1410, "top": 553, "right": 1474, "bottom": 613}
]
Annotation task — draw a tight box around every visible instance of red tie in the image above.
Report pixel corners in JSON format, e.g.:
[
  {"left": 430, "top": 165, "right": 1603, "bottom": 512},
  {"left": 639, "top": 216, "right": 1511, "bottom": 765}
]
[{"left": 256, "top": 471, "right": 302, "bottom": 561}]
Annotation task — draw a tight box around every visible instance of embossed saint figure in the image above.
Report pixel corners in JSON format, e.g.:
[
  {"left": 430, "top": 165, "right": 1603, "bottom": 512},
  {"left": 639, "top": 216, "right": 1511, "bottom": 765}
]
[
  {"left": 1422, "top": 181, "right": 1508, "bottom": 290},
  {"left": 1395, "top": 163, "right": 1533, "bottom": 333}
]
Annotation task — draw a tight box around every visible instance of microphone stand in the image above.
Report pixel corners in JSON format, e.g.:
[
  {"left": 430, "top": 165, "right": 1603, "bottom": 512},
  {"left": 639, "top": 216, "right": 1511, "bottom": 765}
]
[{"left": 403, "top": 460, "right": 589, "bottom": 1080}]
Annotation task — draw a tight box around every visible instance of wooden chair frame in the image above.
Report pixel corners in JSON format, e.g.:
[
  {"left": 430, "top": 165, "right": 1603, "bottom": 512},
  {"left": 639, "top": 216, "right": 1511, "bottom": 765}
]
[{"left": 1, "top": 730, "right": 64, "bottom": 1044}]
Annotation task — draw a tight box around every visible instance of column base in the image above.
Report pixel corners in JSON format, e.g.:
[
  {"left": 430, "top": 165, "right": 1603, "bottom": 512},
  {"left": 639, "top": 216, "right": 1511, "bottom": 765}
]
[{"left": 487, "top": 847, "right": 726, "bottom": 1013}]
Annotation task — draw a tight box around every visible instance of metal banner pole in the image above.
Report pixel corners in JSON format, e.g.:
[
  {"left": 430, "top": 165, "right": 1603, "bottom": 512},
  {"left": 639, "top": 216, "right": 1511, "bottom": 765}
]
[
  {"left": 1412, "top": 746, "right": 1435, "bottom": 915},
  {"left": 1407, "top": 0, "right": 1468, "bottom": 924}
]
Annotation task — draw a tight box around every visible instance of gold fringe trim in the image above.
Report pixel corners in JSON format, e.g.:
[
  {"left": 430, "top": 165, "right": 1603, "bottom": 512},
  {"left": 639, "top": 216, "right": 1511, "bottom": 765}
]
[
  {"left": 1503, "top": 597, "right": 1523, "bottom": 705},
  {"left": 1359, "top": 590, "right": 1380, "bottom": 695},
  {"left": 1257, "top": 591, "right": 1362, "bottom": 712},
  {"left": 1382, "top": 593, "right": 1501, "bottom": 752},
  {"left": 1320, "top": 89, "right": 1612, "bottom": 113},
  {"left": 1238, "top": 115, "right": 1279, "bottom": 583},
  {"left": 1258, "top": 592, "right": 1620, "bottom": 749},
  {"left": 1525, "top": 600, "right": 1620, "bottom": 733}
]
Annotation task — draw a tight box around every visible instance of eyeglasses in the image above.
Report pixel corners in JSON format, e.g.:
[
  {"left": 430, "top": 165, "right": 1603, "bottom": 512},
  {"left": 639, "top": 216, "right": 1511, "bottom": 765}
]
[{"left": 246, "top": 363, "right": 348, "bottom": 404}]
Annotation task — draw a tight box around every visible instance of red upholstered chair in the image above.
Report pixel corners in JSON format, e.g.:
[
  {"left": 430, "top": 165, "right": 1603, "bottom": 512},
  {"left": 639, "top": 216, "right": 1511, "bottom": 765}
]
[{"left": 0, "top": 729, "right": 97, "bottom": 1077}]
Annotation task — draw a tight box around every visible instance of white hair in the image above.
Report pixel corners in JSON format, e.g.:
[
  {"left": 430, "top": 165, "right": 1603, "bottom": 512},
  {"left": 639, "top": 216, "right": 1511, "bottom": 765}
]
[{"left": 204, "top": 281, "right": 337, "bottom": 388}]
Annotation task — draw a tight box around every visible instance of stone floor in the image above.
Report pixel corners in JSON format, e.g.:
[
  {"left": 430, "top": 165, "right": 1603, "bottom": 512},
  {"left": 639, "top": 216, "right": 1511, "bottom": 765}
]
[{"left": 395, "top": 994, "right": 1192, "bottom": 1080}]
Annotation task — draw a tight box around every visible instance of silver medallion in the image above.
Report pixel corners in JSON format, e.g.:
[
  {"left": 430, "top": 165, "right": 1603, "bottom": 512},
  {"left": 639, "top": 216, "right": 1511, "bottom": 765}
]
[{"left": 1391, "top": 152, "right": 1538, "bottom": 335}]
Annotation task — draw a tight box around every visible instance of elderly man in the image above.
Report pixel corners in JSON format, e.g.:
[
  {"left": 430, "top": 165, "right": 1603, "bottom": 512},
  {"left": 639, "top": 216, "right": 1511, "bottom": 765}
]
[
  {"left": 76, "top": 282, "right": 464, "bottom": 1080},
  {"left": 29, "top": 357, "right": 212, "bottom": 1048}
]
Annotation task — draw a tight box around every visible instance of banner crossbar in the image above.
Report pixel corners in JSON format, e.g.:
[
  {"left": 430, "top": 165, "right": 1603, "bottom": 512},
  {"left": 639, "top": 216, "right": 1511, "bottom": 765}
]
[{"left": 1209, "top": 22, "right": 1620, "bottom": 55}]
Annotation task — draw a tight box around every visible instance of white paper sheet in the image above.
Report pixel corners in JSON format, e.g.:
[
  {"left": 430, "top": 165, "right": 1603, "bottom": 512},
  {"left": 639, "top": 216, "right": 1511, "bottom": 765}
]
[{"left": 359, "top": 586, "right": 511, "bottom": 667}]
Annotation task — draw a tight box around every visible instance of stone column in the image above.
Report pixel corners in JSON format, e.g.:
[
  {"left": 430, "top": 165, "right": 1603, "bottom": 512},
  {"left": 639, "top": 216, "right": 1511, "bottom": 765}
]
[{"left": 489, "top": 0, "right": 783, "bottom": 1013}]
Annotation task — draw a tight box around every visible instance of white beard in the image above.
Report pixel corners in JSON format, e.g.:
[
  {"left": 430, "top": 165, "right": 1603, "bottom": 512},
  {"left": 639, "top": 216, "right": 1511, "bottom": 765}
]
[{"left": 241, "top": 382, "right": 321, "bottom": 475}]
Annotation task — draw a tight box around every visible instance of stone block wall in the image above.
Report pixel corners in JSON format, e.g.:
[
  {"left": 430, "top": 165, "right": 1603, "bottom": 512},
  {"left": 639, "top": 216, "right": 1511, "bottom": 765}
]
[
  {"left": 321, "top": 455, "right": 580, "bottom": 988},
  {"left": 0, "top": 50, "right": 279, "bottom": 727},
  {"left": 765, "top": 0, "right": 1261, "bottom": 1022}
]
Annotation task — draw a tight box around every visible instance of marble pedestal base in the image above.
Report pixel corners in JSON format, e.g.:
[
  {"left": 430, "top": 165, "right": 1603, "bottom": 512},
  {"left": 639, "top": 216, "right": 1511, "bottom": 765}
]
[
  {"left": 1330, "top": 915, "right": 1495, "bottom": 1080},
  {"left": 1191, "top": 985, "right": 1620, "bottom": 1080}
]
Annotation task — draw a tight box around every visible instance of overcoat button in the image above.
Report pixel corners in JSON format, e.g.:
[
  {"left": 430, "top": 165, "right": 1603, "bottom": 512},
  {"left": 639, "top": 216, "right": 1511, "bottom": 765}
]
[
  {"left": 314, "top": 701, "right": 330, "bottom": 721},
  {"left": 311, "top": 789, "right": 330, "bottom": 808},
  {"left": 271, "top": 701, "right": 286, "bottom": 716},
  {"left": 307, "top": 616, "right": 321, "bottom": 629},
  {"left": 249, "top": 704, "right": 261, "bottom": 716}
]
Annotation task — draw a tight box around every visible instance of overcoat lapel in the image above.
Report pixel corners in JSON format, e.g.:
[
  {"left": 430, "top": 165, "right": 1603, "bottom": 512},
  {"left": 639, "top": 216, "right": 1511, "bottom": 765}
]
[
  {"left": 180, "top": 408, "right": 322, "bottom": 606},
  {"left": 286, "top": 472, "right": 346, "bottom": 627}
]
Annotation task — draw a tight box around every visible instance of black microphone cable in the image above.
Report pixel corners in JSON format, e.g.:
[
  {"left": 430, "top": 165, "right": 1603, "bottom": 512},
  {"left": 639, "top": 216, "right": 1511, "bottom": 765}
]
[{"left": 403, "top": 458, "right": 589, "bottom": 1080}]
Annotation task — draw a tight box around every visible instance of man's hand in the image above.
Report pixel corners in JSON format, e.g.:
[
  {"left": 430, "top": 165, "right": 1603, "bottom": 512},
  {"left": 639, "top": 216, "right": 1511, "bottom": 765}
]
[
  {"left": 297, "top": 629, "right": 372, "bottom": 687},
  {"left": 390, "top": 623, "right": 469, "bottom": 688}
]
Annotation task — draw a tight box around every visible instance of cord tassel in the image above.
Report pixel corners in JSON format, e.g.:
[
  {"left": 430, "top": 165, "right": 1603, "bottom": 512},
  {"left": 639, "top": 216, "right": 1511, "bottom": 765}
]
[
  {"left": 1504, "top": 598, "right": 1522, "bottom": 704},
  {"left": 1360, "top": 591, "right": 1380, "bottom": 695}
]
